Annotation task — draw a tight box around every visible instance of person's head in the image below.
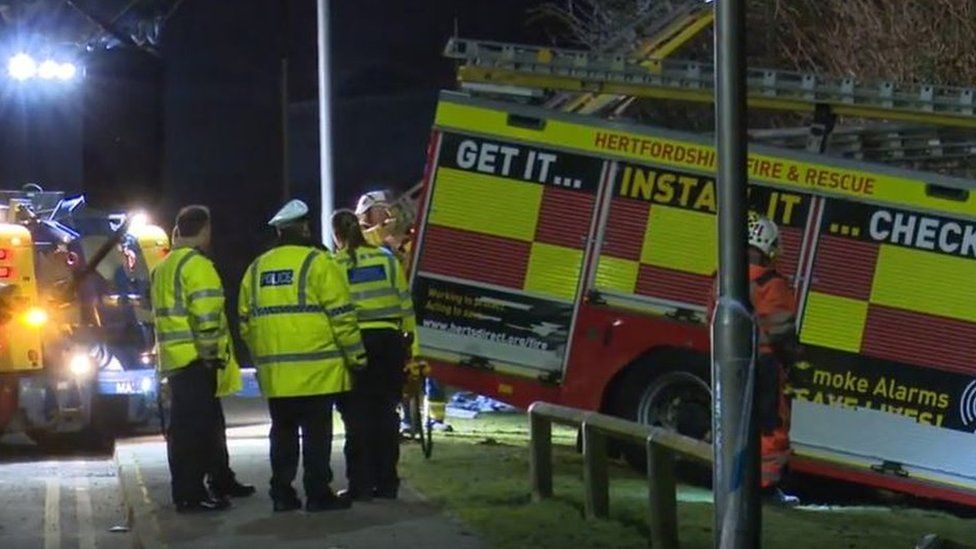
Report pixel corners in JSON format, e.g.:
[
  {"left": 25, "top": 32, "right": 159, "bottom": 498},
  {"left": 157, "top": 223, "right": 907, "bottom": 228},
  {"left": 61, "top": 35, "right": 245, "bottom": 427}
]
[
  {"left": 172, "top": 205, "right": 212, "bottom": 252},
  {"left": 747, "top": 211, "right": 779, "bottom": 266},
  {"left": 331, "top": 209, "right": 368, "bottom": 253},
  {"left": 268, "top": 199, "right": 312, "bottom": 243},
  {"left": 355, "top": 190, "right": 392, "bottom": 228},
  {"left": 277, "top": 220, "right": 311, "bottom": 242}
]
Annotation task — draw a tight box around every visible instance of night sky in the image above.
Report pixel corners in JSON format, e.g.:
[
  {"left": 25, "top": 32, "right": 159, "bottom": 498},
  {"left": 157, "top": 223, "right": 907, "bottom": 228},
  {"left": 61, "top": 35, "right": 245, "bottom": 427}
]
[
  {"left": 159, "top": 0, "right": 548, "bottom": 299},
  {"left": 1, "top": 0, "right": 549, "bottom": 324}
]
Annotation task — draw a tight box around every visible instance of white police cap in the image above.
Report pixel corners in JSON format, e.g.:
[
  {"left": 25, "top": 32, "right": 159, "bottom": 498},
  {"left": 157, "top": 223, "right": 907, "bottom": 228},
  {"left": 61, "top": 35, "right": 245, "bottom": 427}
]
[
  {"left": 355, "top": 190, "right": 391, "bottom": 216},
  {"left": 268, "top": 199, "right": 309, "bottom": 227}
]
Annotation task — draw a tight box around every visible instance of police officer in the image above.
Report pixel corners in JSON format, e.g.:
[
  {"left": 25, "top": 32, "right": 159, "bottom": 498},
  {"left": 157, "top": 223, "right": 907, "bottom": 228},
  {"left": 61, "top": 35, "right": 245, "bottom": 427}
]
[
  {"left": 355, "top": 190, "right": 451, "bottom": 432},
  {"left": 151, "top": 205, "right": 254, "bottom": 513},
  {"left": 708, "top": 212, "right": 800, "bottom": 506},
  {"left": 239, "top": 200, "right": 366, "bottom": 513},
  {"left": 332, "top": 209, "right": 417, "bottom": 500}
]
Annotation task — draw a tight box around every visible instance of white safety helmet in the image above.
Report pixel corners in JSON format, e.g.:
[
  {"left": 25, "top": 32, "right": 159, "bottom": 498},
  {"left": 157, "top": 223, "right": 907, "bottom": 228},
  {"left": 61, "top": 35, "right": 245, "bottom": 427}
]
[
  {"left": 355, "top": 190, "right": 391, "bottom": 217},
  {"left": 747, "top": 211, "right": 780, "bottom": 258}
]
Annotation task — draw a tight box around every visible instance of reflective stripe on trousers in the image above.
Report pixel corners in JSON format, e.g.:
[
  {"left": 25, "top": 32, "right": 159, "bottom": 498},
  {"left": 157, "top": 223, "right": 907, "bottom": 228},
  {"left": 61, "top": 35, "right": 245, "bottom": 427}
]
[{"left": 761, "top": 450, "right": 788, "bottom": 488}]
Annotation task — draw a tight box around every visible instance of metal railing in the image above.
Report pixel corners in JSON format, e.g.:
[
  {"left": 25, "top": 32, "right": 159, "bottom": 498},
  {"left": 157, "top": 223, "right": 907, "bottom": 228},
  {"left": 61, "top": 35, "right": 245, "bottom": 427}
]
[{"left": 528, "top": 401, "right": 712, "bottom": 548}]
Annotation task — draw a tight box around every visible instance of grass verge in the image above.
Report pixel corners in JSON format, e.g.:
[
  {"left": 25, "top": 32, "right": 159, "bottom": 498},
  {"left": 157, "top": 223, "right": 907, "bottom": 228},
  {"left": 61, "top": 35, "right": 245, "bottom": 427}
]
[{"left": 399, "top": 413, "right": 974, "bottom": 549}]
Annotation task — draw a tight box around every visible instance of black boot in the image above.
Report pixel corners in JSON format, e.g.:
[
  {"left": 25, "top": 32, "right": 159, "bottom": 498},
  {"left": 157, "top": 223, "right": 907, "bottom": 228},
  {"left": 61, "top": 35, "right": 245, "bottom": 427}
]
[
  {"left": 273, "top": 494, "right": 302, "bottom": 513},
  {"left": 761, "top": 486, "right": 800, "bottom": 507},
  {"left": 305, "top": 491, "right": 352, "bottom": 512},
  {"left": 271, "top": 487, "right": 302, "bottom": 513},
  {"left": 337, "top": 487, "right": 373, "bottom": 503},
  {"left": 176, "top": 497, "right": 231, "bottom": 514},
  {"left": 213, "top": 480, "right": 257, "bottom": 499}
]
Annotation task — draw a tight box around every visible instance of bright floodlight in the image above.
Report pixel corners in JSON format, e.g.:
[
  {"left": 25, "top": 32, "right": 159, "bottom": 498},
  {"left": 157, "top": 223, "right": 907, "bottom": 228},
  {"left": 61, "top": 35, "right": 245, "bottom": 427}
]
[
  {"left": 7, "top": 53, "right": 37, "bottom": 81},
  {"left": 127, "top": 211, "right": 150, "bottom": 231},
  {"left": 56, "top": 62, "right": 77, "bottom": 81},
  {"left": 38, "top": 60, "right": 59, "bottom": 79}
]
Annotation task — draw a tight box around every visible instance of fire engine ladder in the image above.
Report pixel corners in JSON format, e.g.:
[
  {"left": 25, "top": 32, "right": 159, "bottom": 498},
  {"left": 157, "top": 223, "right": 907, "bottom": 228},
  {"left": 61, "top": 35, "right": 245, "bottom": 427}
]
[
  {"left": 750, "top": 121, "right": 976, "bottom": 173},
  {"left": 392, "top": 180, "right": 425, "bottom": 228},
  {"left": 444, "top": 38, "right": 976, "bottom": 130},
  {"left": 546, "top": 0, "right": 715, "bottom": 116}
]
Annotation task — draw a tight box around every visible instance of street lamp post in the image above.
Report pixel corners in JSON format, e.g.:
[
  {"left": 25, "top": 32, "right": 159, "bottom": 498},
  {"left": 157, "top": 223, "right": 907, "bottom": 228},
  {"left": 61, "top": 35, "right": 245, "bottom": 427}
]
[
  {"left": 712, "top": 0, "right": 761, "bottom": 547},
  {"left": 316, "top": 0, "right": 334, "bottom": 247}
]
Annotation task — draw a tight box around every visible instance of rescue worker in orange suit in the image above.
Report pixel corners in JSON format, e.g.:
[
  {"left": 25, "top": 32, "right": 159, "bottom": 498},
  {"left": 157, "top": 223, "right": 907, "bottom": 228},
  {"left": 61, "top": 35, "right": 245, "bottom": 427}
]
[
  {"left": 709, "top": 212, "right": 800, "bottom": 506},
  {"left": 355, "top": 190, "right": 452, "bottom": 433}
]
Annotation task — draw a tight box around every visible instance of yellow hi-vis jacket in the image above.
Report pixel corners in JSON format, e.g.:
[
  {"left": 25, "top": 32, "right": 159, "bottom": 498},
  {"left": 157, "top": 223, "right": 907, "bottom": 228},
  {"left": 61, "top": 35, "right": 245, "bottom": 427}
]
[
  {"left": 335, "top": 245, "right": 419, "bottom": 357},
  {"left": 238, "top": 245, "right": 364, "bottom": 398},
  {"left": 150, "top": 247, "right": 242, "bottom": 397}
]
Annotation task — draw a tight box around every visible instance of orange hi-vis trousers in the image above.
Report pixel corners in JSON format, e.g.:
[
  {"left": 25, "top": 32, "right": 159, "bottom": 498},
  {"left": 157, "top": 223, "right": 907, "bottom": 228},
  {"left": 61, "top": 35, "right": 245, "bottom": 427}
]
[{"left": 758, "top": 353, "right": 790, "bottom": 488}]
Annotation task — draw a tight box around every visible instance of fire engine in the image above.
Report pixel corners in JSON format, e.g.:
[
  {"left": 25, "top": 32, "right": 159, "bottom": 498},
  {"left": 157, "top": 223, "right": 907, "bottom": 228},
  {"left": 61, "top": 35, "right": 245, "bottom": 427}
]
[
  {"left": 0, "top": 185, "right": 168, "bottom": 447},
  {"left": 405, "top": 31, "right": 976, "bottom": 507}
]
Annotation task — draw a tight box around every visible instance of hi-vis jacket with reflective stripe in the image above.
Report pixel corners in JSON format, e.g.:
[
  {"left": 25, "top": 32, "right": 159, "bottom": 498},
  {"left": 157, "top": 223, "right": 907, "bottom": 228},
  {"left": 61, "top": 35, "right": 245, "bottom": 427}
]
[
  {"left": 335, "top": 245, "right": 419, "bottom": 356},
  {"left": 150, "top": 247, "right": 243, "bottom": 396},
  {"left": 239, "top": 245, "right": 364, "bottom": 398},
  {"left": 363, "top": 224, "right": 415, "bottom": 277}
]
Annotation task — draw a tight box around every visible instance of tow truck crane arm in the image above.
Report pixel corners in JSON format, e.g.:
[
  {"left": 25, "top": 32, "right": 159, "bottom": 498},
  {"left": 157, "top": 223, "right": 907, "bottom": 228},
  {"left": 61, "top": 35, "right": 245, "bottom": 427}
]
[{"left": 52, "top": 215, "right": 133, "bottom": 304}]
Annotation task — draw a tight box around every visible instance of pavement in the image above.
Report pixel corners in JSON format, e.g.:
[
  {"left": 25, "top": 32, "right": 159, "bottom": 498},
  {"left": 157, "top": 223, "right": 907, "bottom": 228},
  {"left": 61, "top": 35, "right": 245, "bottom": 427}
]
[
  {"left": 0, "top": 396, "right": 488, "bottom": 549},
  {"left": 114, "top": 397, "right": 488, "bottom": 549}
]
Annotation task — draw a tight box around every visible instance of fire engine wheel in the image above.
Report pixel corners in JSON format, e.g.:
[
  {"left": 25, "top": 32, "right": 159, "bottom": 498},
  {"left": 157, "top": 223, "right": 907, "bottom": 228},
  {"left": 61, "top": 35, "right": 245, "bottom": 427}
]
[
  {"left": 636, "top": 371, "right": 712, "bottom": 443},
  {"left": 612, "top": 352, "right": 711, "bottom": 476}
]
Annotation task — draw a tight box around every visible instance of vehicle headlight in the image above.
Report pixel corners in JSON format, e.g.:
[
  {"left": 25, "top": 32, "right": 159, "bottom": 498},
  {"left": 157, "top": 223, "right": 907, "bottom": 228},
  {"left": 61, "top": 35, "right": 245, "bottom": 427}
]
[
  {"left": 69, "top": 353, "right": 93, "bottom": 377},
  {"left": 23, "top": 307, "right": 48, "bottom": 328}
]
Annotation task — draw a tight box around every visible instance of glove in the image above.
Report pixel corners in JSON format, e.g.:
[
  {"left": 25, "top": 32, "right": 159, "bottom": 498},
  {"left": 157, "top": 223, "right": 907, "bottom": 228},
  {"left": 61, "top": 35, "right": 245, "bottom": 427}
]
[
  {"left": 350, "top": 353, "right": 368, "bottom": 372},
  {"left": 402, "top": 331, "right": 415, "bottom": 359}
]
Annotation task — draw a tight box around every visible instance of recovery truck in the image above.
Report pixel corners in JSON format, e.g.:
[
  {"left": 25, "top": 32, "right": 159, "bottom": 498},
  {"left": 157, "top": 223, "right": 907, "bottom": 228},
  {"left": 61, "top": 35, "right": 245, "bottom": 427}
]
[
  {"left": 0, "top": 186, "right": 168, "bottom": 447},
  {"left": 405, "top": 32, "right": 976, "bottom": 507}
]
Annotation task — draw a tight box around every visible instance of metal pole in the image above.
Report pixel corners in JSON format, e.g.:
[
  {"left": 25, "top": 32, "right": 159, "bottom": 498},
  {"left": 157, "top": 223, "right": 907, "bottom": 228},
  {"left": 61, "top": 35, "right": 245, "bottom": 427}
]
[
  {"left": 281, "top": 0, "right": 291, "bottom": 202},
  {"left": 581, "top": 423, "right": 609, "bottom": 519},
  {"left": 529, "top": 411, "right": 553, "bottom": 501},
  {"left": 712, "top": 0, "right": 760, "bottom": 547},
  {"left": 281, "top": 57, "right": 290, "bottom": 202},
  {"left": 646, "top": 439, "right": 678, "bottom": 549},
  {"left": 316, "top": 0, "right": 334, "bottom": 246}
]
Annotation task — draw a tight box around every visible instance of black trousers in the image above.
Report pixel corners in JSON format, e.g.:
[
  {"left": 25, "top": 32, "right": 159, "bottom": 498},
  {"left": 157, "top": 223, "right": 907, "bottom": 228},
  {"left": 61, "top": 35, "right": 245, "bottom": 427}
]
[
  {"left": 209, "top": 402, "right": 238, "bottom": 491},
  {"left": 267, "top": 394, "right": 337, "bottom": 501},
  {"left": 757, "top": 353, "right": 787, "bottom": 434},
  {"left": 166, "top": 362, "right": 227, "bottom": 503},
  {"left": 338, "top": 328, "right": 406, "bottom": 494}
]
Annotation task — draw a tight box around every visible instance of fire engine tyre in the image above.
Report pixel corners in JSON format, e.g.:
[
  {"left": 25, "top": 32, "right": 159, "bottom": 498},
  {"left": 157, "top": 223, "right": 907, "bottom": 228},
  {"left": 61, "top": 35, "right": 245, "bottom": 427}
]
[
  {"left": 25, "top": 397, "right": 121, "bottom": 453},
  {"left": 611, "top": 350, "right": 711, "bottom": 479}
]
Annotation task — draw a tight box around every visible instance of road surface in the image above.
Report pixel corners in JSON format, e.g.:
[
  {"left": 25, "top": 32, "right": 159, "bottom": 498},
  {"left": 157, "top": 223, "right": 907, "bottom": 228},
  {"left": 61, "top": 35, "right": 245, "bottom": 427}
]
[
  {"left": 0, "top": 434, "right": 133, "bottom": 549},
  {"left": 0, "top": 396, "right": 486, "bottom": 549}
]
